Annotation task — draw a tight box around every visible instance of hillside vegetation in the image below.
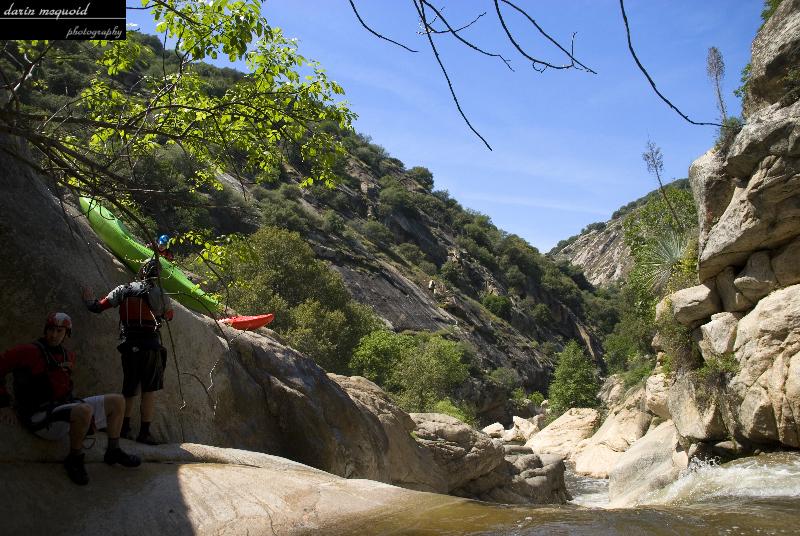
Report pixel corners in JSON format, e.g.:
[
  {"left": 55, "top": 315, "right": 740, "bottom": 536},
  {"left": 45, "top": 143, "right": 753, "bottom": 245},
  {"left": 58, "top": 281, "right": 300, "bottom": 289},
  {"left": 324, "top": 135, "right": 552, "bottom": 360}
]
[{"left": 8, "top": 30, "right": 631, "bottom": 425}]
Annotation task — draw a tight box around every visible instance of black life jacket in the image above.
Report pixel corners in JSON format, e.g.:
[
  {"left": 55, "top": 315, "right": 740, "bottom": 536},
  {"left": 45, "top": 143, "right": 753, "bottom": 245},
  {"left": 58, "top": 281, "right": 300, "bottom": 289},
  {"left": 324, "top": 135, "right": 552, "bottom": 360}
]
[{"left": 13, "top": 340, "right": 75, "bottom": 417}]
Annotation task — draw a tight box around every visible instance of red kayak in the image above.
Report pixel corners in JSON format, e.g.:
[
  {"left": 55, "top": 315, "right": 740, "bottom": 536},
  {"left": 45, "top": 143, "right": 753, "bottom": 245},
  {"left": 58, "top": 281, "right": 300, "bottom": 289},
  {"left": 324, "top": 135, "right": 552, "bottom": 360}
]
[{"left": 218, "top": 314, "right": 274, "bottom": 330}]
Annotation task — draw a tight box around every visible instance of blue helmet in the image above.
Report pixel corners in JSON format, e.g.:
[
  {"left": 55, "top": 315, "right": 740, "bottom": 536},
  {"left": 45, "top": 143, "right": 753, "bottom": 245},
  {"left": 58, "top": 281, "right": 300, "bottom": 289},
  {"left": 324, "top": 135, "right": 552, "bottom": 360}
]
[{"left": 158, "top": 235, "right": 170, "bottom": 246}]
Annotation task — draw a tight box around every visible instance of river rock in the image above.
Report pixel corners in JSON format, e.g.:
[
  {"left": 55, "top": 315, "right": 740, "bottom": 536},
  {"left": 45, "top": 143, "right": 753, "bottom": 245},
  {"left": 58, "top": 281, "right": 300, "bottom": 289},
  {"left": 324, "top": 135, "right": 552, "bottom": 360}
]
[
  {"left": 669, "top": 281, "right": 723, "bottom": 326},
  {"left": 452, "top": 453, "right": 570, "bottom": 504},
  {"left": 575, "top": 387, "right": 650, "bottom": 478},
  {"left": 598, "top": 374, "right": 625, "bottom": 408},
  {"left": 667, "top": 374, "right": 728, "bottom": 442},
  {"left": 770, "top": 236, "right": 800, "bottom": 287},
  {"left": 525, "top": 408, "right": 600, "bottom": 462},
  {"left": 715, "top": 266, "right": 755, "bottom": 312},
  {"left": 723, "top": 285, "right": 800, "bottom": 447},
  {"left": 699, "top": 312, "right": 742, "bottom": 358},
  {"left": 608, "top": 420, "right": 688, "bottom": 508},
  {"left": 410, "top": 413, "right": 505, "bottom": 492},
  {"left": 733, "top": 251, "right": 777, "bottom": 303},
  {"left": 330, "top": 375, "right": 447, "bottom": 493},
  {"left": 482, "top": 422, "right": 505, "bottom": 438},
  {"left": 503, "top": 415, "right": 544, "bottom": 443},
  {"left": 744, "top": 0, "right": 800, "bottom": 118},
  {"left": 646, "top": 372, "right": 671, "bottom": 419}
]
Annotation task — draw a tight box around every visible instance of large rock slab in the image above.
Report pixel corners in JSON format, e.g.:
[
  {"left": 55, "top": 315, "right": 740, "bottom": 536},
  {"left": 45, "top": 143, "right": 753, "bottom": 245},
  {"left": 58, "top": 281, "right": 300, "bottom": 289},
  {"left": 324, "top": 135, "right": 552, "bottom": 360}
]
[
  {"left": 771, "top": 236, "right": 800, "bottom": 287},
  {"left": 608, "top": 420, "right": 688, "bottom": 508},
  {"left": 698, "top": 103, "right": 800, "bottom": 281},
  {"left": 410, "top": 413, "right": 505, "bottom": 492},
  {"left": 724, "top": 285, "right": 800, "bottom": 446},
  {"left": 669, "top": 282, "right": 722, "bottom": 326},
  {"left": 689, "top": 149, "right": 737, "bottom": 248},
  {"left": 331, "top": 375, "right": 447, "bottom": 493},
  {"left": 667, "top": 374, "right": 728, "bottom": 443},
  {"left": 646, "top": 372, "right": 671, "bottom": 419},
  {"left": 0, "top": 136, "right": 394, "bottom": 483},
  {"left": 524, "top": 408, "right": 600, "bottom": 463},
  {"left": 574, "top": 387, "right": 650, "bottom": 478},
  {"left": 0, "top": 443, "right": 478, "bottom": 536},
  {"left": 715, "top": 266, "right": 755, "bottom": 312},
  {"left": 699, "top": 312, "right": 742, "bottom": 358},
  {"left": 733, "top": 251, "right": 777, "bottom": 303}
]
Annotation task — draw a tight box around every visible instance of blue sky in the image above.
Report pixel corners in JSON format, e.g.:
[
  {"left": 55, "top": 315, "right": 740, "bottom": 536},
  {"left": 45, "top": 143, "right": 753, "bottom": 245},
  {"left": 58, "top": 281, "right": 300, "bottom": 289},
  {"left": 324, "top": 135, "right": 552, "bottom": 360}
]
[{"left": 127, "top": 1, "right": 763, "bottom": 251}]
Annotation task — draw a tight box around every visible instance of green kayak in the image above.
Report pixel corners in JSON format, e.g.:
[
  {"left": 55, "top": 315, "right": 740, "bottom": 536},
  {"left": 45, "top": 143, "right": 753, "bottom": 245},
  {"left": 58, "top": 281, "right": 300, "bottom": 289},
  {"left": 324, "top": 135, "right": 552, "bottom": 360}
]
[{"left": 79, "top": 197, "right": 219, "bottom": 314}]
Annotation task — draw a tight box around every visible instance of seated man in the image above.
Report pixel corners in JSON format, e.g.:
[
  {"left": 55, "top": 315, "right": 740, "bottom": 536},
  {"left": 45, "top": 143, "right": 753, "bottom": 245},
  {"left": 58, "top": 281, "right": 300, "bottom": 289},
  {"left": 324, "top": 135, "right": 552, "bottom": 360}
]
[{"left": 0, "top": 313, "right": 141, "bottom": 485}]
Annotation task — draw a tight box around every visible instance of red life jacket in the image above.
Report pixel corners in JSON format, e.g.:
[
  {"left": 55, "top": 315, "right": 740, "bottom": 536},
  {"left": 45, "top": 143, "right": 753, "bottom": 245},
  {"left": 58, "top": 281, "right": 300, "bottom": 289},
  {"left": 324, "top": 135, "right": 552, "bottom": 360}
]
[{"left": 118, "top": 283, "right": 160, "bottom": 333}]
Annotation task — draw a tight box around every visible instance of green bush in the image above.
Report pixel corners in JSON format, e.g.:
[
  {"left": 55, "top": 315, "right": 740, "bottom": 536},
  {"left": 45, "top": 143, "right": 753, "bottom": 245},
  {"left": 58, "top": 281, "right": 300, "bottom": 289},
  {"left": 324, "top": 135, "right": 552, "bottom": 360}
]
[
  {"left": 379, "top": 186, "right": 418, "bottom": 218},
  {"left": 529, "top": 391, "right": 545, "bottom": 406},
  {"left": 433, "top": 399, "right": 474, "bottom": 425},
  {"left": 350, "top": 330, "right": 416, "bottom": 389},
  {"left": 362, "top": 220, "right": 394, "bottom": 247},
  {"left": 322, "top": 211, "right": 346, "bottom": 233},
  {"left": 440, "top": 260, "right": 461, "bottom": 286},
  {"left": 394, "top": 336, "right": 469, "bottom": 413},
  {"left": 548, "top": 340, "right": 599, "bottom": 415},
  {"left": 487, "top": 366, "right": 518, "bottom": 392},
  {"left": 530, "top": 303, "right": 552, "bottom": 327},
  {"left": 397, "top": 242, "right": 425, "bottom": 265},
  {"left": 350, "top": 331, "right": 470, "bottom": 414},
  {"left": 196, "top": 227, "right": 382, "bottom": 373},
  {"left": 482, "top": 295, "right": 512, "bottom": 321},
  {"left": 408, "top": 166, "right": 434, "bottom": 191}
]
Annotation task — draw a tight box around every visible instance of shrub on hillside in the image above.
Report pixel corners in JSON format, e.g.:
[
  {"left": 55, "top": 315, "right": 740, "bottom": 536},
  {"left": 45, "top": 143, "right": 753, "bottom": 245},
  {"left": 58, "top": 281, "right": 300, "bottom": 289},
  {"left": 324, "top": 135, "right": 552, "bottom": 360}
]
[
  {"left": 362, "top": 220, "right": 394, "bottom": 248},
  {"left": 482, "top": 295, "right": 512, "bottom": 321},
  {"left": 548, "top": 340, "right": 599, "bottom": 415},
  {"left": 350, "top": 331, "right": 470, "bottom": 414},
  {"left": 408, "top": 166, "right": 434, "bottom": 191}
]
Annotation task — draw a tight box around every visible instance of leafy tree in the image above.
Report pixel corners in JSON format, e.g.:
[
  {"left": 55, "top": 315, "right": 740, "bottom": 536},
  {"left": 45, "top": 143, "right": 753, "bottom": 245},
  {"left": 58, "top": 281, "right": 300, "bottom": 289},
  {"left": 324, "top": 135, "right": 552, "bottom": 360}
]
[
  {"left": 362, "top": 220, "right": 394, "bottom": 248},
  {"left": 530, "top": 303, "right": 552, "bottom": 327},
  {"left": 349, "top": 330, "right": 416, "bottom": 389},
  {"left": 350, "top": 331, "right": 470, "bottom": 414},
  {"left": 548, "top": 340, "right": 599, "bottom": 415},
  {"left": 440, "top": 260, "right": 461, "bottom": 286},
  {"left": 393, "top": 336, "right": 469, "bottom": 413},
  {"left": 482, "top": 295, "right": 512, "bottom": 321},
  {"left": 322, "top": 211, "right": 346, "bottom": 233},
  {"left": 196, "top": 227, "right": 382, "bottom": 372},
  {"left": 408, "top": 166, "right": 434, "bottom": 191},
  {"left": 0, "top": 0, "right": 355, "bottom": 241}
]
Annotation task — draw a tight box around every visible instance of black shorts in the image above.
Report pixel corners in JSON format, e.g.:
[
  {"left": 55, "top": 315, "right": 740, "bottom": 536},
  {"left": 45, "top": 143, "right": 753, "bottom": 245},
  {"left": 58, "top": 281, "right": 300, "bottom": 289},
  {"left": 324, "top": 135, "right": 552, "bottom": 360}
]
[{"left": 118, "top": 343, "right": 167, "bottom": 396}]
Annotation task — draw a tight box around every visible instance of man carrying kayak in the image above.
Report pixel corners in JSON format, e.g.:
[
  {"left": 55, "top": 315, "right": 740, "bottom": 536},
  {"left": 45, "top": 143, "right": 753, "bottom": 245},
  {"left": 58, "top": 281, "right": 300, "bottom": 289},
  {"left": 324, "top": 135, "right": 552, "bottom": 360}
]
[
  {"left": 146, "top": 234, "right": 174, "bottom": 262},
  {"left": 84, "top": 258, "right": 174, "bottom": 445},
  {"left": 0, "top": 313, "right": 141, "bottom": 485}
]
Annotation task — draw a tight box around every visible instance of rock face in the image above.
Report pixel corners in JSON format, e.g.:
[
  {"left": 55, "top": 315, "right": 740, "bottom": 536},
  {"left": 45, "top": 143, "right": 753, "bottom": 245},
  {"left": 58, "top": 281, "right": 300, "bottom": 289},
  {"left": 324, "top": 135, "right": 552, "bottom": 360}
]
[
  {"left": 552, "top": 224, "right": 633, "bottom": 286},
  {"left": 673, "top": 0, "right": 800, "bottom": 451},
  {"left": 0, "top": 443, "right": 487, "bottom": 536},
  {"left": 525, "top": 408, "right": 600, "bottom": 462},
  {"left": 744, "top": 0, "right": 800, "bottom": 118},
  {"left": 608, "top": 420, "right": 688, "bottom": 508},
  {"left": 409, "top": 413, "right": 568, "bottom": 504},
  {"left": 574, "top": 387, "right": 651, "bottom": 479},
  {"left": 724, "top": 286, "right": 800, "bottom": 446},
  {"left": 331, "top": 375, "right": 447, "bottom": 493}
]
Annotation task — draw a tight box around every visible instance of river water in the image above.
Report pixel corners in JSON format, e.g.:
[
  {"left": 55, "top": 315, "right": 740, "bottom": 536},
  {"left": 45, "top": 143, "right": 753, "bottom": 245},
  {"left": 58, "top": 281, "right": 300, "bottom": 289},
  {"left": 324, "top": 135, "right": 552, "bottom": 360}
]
[{"left": 327, "top": 452, "right": 800, "bottom": 535}]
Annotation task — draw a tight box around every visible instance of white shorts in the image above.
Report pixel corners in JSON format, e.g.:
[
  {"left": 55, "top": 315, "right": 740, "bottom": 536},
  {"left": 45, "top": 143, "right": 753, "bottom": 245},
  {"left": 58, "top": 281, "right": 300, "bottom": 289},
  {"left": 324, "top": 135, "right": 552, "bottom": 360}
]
[{"left": 30, "top": 395, "right": 107, "bottom": 441}]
